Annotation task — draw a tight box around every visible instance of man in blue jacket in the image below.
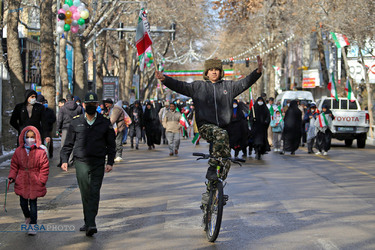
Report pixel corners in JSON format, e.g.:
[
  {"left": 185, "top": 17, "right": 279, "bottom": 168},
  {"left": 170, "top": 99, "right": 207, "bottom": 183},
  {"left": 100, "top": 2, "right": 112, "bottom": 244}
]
[{"left": 155, "top": 56, "right": 263, "bottom": 181}]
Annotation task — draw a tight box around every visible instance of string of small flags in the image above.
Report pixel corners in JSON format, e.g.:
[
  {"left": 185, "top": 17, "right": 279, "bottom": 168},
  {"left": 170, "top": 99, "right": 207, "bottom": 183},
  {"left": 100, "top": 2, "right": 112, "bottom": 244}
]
[{"left": 222, "top": 34, "right": 295, "bottom": 64}]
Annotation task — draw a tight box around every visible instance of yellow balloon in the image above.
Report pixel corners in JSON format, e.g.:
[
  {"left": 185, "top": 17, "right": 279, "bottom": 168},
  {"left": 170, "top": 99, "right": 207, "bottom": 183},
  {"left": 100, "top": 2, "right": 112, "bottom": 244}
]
[
  {"left": 65, "top": 18, "right": 73, "bottom": 24},
  {"left": 66, "top": 10, "right": 72, "bottom": 18},
  {"left": 81, "top": 10, "right": 89, "bottom": 19}
]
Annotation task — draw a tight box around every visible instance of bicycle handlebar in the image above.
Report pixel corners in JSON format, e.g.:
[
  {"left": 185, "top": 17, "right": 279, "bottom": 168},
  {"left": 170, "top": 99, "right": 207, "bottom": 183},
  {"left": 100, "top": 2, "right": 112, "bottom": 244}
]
[{"left": 192, "top": 153, "right": 245, "bottom": 165}]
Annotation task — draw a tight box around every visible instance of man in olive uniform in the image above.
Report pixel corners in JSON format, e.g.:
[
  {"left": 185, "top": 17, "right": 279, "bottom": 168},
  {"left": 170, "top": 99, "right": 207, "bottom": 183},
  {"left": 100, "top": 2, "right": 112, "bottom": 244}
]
[{"left": 61, "top": 92, "right": 116, "bottom": 237}]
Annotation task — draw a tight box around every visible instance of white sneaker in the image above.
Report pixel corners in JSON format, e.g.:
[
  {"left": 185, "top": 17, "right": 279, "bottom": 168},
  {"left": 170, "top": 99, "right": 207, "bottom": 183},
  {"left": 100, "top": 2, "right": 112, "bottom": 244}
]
[
  {"left": 114, "top": 157, "right": 123, "bottom": 163},
  {"left": 274, "top": 148, "right": 278, "bottom": 152},
  {"left": 28, "top": 227, "right": 37, "bottom": 235},
  {"left": 315, "top": 151, "right": 322, "bottom": 155},
  {"left": 322, "top": 151, "right": 328, "bottom": 156}
]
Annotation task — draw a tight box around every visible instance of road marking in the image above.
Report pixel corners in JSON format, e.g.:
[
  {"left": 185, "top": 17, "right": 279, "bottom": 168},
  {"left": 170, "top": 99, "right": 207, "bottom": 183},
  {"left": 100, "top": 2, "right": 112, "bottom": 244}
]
[
  {"left": 300, "top": 148, "right": 375, "bottom": 180},
  {"left": 316, "top": 238, "right": 339, "bottom": 250}
]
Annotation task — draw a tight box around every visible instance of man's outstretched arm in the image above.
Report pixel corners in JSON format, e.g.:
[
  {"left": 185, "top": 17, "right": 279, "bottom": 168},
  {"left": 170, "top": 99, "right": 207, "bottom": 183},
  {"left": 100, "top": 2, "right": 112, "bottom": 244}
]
[
  {"left": 155, "top": 70, "right": 194, "bottom": 98},
  {"left": 232, "top": 55, "right": 263, "bottom": 97}
]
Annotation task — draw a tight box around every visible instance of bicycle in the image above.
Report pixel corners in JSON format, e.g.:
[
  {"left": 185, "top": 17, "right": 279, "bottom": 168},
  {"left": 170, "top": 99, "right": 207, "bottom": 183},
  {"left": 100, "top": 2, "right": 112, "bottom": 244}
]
[{"left": 193, "top": 152, "right": 245, "bottom": 242}]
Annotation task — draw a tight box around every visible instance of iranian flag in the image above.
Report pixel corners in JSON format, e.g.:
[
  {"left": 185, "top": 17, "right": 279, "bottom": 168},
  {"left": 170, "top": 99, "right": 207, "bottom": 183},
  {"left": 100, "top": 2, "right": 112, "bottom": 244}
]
[
  {"left": 345, "top": 77, "right": 356, "bottom": 102},
  {"left": 136, "top": 8, "right": 153, "bottom": 71},
  {"left": 318, "top": 113, "right": 329, "bottom": 128},
  {"left": 327, "top": 72, "right": 338, "bottom": 101},
  {"left": 269, "top": 105, "right": 274, "bottom": 119},
  {"left": 249, "top": 87, "right": 254, "bottom": 111},
  {"left": 180, "top": 113, "right": 190, "bottom": 130},
  {"left": 278, "top": 105, "right": 284, "bottom": 119},
  {"left": 331, "top": 32, "right": 350, "bottom": 49},
  {"left": 176, "top": 107, "right": 190, "bottom": 130},
  {"left": 192, "top": 133, "right": 201, "bottom": 145}
]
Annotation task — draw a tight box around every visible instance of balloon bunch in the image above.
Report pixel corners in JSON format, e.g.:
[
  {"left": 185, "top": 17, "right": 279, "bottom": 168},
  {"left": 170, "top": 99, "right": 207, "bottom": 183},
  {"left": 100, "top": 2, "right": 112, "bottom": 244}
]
[
  {"left": 56, "top": 0, "right": 89, "bottom": 34},
  {"left": 145, "top": 47, "right": 154, "bottom": 68}
]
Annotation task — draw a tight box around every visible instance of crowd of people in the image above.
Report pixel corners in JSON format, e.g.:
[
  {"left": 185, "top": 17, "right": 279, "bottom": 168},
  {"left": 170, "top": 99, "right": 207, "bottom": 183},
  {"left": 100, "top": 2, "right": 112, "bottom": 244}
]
[
  {"left": 224, "top": 94, "right": 335, "bottom": 160},
  {"left": 7, "top": 56, "right": 335, "bottom": 237}
]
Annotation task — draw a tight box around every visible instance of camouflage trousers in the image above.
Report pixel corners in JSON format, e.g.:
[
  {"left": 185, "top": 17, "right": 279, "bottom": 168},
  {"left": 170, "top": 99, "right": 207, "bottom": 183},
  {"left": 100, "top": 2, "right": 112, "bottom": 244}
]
[{"left": 199, "top": 124, "right": 231, "bottom": 180}]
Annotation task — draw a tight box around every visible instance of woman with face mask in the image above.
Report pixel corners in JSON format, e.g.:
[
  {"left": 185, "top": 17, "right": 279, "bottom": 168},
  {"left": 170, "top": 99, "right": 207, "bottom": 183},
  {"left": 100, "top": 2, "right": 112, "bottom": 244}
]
[
  {"left": 10, "top": 89, "right": 50, "bottom": 146},
  {"left": 281, "top": 100, "right": 302, "bottom": 155},
  {"left": 249, "top": 97, "right": 271, "bottom": 160},
  {"left": 227, "top": 100, "right": 249, "bottom": 158},
  {"left": 8, "top": 126, "right": 50, "bottom": 235}
]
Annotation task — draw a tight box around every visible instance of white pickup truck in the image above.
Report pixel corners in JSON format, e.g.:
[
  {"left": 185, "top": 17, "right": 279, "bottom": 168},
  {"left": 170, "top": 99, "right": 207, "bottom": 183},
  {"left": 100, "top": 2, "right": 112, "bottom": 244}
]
[{"left": 316, "top": 97, "right": 369, "bottom": 148}]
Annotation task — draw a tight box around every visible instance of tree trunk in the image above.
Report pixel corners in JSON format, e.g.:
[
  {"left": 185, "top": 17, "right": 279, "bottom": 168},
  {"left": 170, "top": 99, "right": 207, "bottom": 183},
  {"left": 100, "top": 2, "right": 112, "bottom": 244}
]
[
  {"left": 1, "top": 38, "right": 18, "bottom": 150},
  {"left": 73, "top": 35, "right": 87, "bottom": 99},
  {"left": 316, "top": 29, "right": 329, "bottom": 86},
  {"left": 124, "top": 44, "right": 135, "bottom": 102},
  {"left": 96, "top": 31, "right": 106, "bottom": 102},
  {"left": 60, "top": 34, "right": 70, "bottom": 98},
  {"left": 40, "top": 0, "right": 56, "bottom": 112},
  {"left": 359, "top": 47, "right": 373, "bottom": 139},
  {"left": 119, "top": 38, "right": 126, "bottom": 101},
  {"left": 7, "top": 0, "right": 24, "bottom": 104}
]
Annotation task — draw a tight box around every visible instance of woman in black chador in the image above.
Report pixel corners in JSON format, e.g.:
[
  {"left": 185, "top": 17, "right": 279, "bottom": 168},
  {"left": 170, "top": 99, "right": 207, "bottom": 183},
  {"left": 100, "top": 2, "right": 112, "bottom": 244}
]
[
  {"left": 249, "top": 97, "right": 271, "bottom": 160},
  {"left": 281, "top": 100, "right": 302, "bottom": 155},
  {"left": 227, "top": 100, "right": 249, "bottom": 158},
  {"left": 143, "top": 101, "right": 161, "bottom": 150}
]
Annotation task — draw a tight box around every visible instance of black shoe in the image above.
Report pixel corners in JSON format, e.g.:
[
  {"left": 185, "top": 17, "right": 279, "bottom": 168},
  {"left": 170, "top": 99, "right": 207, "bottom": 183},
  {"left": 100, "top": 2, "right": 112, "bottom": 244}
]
[
  {"left": 279, "top": 150, "right": 285, "bottom": 155},
  {"left": 79, "top": 225, "right": 87, "bottom": 231},
  {"left": 291, "top": 151, "right": 295, "bottom": 155},
  {"left": 86, "top": 227, "right": 97, "bottom": 236},
  {"left": 136, "top": 146, "right": 139, "bottom": 150},
  {"left": 131, "top": 144, "right": 134, "bottom": 149},
  {"left": 206, "top": 166, "right": 218, "bottom": 181}
]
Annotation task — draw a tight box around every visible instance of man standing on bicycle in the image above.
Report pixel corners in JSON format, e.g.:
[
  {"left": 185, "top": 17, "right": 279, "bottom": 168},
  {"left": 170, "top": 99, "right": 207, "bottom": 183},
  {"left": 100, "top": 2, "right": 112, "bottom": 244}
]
[{"left": 155, "top": 56, "right": 262, "bottom": 181}]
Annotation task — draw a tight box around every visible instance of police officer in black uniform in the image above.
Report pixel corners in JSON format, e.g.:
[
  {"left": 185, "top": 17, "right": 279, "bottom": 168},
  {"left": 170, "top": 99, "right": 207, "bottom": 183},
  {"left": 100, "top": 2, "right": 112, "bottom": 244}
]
[{"left": 60, "top": 92, "right": 116, "bottom": 237}]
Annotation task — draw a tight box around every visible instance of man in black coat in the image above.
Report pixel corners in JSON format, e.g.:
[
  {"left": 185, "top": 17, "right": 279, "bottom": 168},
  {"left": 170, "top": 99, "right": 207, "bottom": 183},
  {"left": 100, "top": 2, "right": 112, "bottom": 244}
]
[
  {"left": 156, "top": 56, "right": 263, "bottom": 180},
  {"left": 37, "top": 94, "right": 56, "bottom": 158},
  {"left": 57, "top": 94, "right": 83, "bottom": 167},
  {"left": 60, "top": 92, "right": 115, "bottom": 237},
  {"left": 10, "top": 89, "right": 50, "bottom": 146}
]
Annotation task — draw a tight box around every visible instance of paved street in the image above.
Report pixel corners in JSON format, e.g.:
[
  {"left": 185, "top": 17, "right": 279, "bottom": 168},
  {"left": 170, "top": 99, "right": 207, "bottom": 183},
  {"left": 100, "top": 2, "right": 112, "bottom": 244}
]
[{"left": 1, "top": 138, "right": 375, "bottom": 249}]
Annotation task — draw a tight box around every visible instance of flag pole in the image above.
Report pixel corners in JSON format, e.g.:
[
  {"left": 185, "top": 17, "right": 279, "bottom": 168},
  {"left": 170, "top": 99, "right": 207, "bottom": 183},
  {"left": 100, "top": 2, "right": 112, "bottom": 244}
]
[{"left": 151, "top": 45, "right": 158, "bottom": 71}]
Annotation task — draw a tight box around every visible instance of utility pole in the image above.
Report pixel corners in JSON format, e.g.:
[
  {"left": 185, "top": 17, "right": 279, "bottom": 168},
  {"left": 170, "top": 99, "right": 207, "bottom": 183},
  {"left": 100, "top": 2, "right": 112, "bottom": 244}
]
[
  {"left": 92, "top": 0, "right": 98, "bottom": 93},
  {"left": 55, "top": 0, "right": 61, "bottom": 110}
]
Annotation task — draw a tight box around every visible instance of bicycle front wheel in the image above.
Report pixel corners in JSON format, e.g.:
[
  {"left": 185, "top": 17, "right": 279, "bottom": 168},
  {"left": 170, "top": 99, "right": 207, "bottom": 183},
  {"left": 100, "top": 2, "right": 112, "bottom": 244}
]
[{"left": 206, "top": 181, "right": 224, "bottom": 242}]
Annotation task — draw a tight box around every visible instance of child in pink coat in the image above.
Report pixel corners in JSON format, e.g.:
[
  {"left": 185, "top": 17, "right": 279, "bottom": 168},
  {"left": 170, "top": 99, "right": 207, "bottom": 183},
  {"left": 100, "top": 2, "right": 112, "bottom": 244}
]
[{"left": 8, "top": 126, "right": 49, "bottom": 235}]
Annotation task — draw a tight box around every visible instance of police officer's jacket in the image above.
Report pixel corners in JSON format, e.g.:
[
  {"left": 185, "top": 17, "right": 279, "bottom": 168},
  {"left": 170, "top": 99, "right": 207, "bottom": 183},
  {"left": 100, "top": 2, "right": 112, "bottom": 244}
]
[
  {"left": 60, "top": 112, "right": 116, "bottom": 165},
  {"left": 162, "top": 69, "right": 261, "bottom": 129}
]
